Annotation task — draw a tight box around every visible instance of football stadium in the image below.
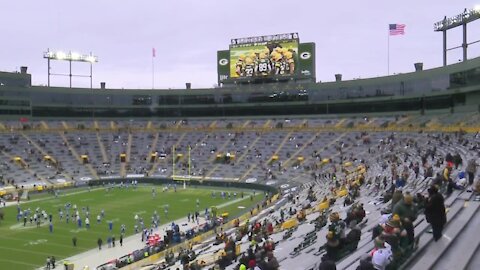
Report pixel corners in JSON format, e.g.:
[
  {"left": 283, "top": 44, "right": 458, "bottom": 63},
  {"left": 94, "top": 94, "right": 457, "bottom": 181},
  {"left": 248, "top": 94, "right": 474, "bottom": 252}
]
[{"left": 1, "top": 2, "right": 480, "bottom": 270}]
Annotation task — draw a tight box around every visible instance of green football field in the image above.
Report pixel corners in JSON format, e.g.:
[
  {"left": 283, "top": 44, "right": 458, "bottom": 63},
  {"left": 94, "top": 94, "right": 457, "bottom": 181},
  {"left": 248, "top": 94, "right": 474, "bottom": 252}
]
[{"left": 0, "top": 184, "right": 264, "bottom": 270}]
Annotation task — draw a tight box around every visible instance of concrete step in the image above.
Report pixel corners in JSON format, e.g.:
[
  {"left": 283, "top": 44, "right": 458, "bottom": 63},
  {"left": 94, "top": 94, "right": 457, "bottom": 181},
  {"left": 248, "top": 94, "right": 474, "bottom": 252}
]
[{"left": 431, "top": 201, "right": 480, "bottom": 270}]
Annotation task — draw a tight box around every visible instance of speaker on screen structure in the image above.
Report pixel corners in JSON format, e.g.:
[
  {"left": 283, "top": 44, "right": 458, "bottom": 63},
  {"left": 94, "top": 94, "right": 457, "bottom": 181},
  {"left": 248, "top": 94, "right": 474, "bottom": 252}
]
[
  {"left": 297, "top": 43, "right": 316, "bottom": 82},
  {"left": 217, "top": 50, "right": 230, "bottom": 85}
]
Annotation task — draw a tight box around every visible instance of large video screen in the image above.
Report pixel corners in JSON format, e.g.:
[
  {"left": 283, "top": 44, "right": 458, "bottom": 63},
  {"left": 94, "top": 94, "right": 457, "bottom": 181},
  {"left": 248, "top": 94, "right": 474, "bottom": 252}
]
[{"left": 230, "top": 40, "right": 299, "bottom": 79}]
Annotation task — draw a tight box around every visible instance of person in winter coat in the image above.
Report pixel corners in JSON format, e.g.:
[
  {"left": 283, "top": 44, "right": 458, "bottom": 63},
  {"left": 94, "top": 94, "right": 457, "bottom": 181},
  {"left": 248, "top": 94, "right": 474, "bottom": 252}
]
[
  {"left": 424, "top": 185, "right": 446, "bottom": 241},
  {"left": 319, "top": 254, "right": 337, "bottom": 270},
  {"left": 466, "top": 159, "right": 478, "bottom": 185},
  {"left": 390, "top": 189, "right": 403, "bottom": 211},
  {"left": 393, "top": 194, "right": 417, "bottom": 245},
  {"left": 356, "top": 254, "right": 375, "bottom": 270}
]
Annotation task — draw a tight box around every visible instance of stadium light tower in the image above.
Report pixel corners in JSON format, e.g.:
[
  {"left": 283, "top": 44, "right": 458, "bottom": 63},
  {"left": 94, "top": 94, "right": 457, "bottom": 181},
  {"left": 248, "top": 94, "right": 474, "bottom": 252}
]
[
  {"left": 43, "top": 50, "right": 98, "bottom": 88},
  {"left": 434, "top": 7, "right": 480, "bottom": 66}
]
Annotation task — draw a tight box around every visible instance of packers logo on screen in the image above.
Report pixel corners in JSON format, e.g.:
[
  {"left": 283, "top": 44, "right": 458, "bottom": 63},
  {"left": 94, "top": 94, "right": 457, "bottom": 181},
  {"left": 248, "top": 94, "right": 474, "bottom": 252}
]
[
  {"left": 300, "top": 52, "right": 311, "bottom": 60},
  {"left": 219, "top": 58, "right": 229, "bottom": 66}
]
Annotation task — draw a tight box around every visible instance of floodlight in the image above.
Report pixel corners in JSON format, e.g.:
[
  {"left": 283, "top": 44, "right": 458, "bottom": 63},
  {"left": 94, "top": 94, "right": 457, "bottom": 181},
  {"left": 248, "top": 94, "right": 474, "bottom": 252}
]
[
  {"left": 43, "top": 49, "right": 98, "bottom": 88},
  {"left": 70, "top": 52, "right": 81, "bottom": 60},
  {"left": 85, "top": 55, "right": 97, "bottom": 63},
  {"left": 56, "top": 51, "right": 66, "bottom": 60},
  {"left": 435, "top": 6, "right": 480, "bottom": 66}
]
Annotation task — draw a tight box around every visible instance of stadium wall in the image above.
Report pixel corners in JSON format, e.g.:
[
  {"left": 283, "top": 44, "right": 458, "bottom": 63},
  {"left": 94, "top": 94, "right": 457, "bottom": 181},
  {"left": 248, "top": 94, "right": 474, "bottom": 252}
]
[{"left": 0, "top": 57, "right": 479, "bottom": 118}]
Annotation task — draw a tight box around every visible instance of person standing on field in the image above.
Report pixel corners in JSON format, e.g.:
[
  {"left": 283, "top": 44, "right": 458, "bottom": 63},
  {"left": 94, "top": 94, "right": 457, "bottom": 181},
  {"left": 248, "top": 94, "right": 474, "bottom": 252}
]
[{"left": 97, "top": 237, "right": 103, "bottom": 250}]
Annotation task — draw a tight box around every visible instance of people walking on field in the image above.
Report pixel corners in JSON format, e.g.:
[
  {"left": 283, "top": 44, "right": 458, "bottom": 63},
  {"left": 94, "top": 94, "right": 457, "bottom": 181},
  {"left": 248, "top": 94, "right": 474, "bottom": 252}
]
[{"left": 97, "top": 237, "right": 103, "bottom": 250}]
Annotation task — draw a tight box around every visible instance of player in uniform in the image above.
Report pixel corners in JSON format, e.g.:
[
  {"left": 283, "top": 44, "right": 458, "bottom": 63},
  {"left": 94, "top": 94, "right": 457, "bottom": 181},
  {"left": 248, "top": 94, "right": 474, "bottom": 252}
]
[
  {"left": 256, "top": 52, "right": 272, "bottom": 76},
  {"left": 283, "top": 50, "right": 295, "bottom": 75},
  {"left": 235, "top": 55, "right": 246, "bottom": 77},
  {"left": 243, "top": 57, "right": 256, "bottom": 77},
  {"left": 272, "top": 52, "right": 286, "bottom": 75}
]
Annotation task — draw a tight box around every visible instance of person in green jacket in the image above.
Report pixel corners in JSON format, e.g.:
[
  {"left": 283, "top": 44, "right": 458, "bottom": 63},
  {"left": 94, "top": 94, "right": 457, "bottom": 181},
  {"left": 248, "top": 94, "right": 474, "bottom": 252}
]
[{"left": 393, "top": 193, "right": 417, "bottom": 246}]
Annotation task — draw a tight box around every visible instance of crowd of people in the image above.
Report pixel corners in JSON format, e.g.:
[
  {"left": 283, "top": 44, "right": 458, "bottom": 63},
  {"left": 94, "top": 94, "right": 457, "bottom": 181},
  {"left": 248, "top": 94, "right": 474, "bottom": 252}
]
[{"left": 0, "top": 120, "right": 479, "bottom": 270}]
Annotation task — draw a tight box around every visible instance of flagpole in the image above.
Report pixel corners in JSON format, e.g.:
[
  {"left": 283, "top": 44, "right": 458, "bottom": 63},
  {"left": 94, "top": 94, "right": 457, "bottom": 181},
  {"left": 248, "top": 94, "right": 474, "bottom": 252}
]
[
  {"left": 387, "top": 29, "right": 390, "bottom": 76},
  {"left": 152, "top": 49, "right": 155, "bottom": 89}
]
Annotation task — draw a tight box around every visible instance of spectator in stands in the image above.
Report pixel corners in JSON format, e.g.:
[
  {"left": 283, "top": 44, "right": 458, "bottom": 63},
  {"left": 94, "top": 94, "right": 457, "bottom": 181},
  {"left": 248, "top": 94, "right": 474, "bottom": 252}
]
[
  {"left": 266, "top": 251, "right": 279, "bottom": 270},
  {"left": 443, "top": 165, "right": 451, "bottom": 183},
  {"left": 392, "top": 193, "right": 417, "bottom": 247},
  {"left": 356, "top": 254, "right": 375, "bottom": 270},
  {"left": 318, "top": 254, "right": 337, "bottom": 270},
  {"left": 424, "top": 165, "right": 433, "bottom": 180},
  {"left": 453, "top": 171, "right": 468, "bottom": 189},
  {"left": 395, "top": 176, "right": 406, "bottom": 189},
  {"left": 371, "top": 238, "right": 393, "bottom": 270},
  {"left": 453, "top": 153, "right": 462, "bottom": 169},
  {"left": 475, "top": 180, "right": 480, "bottom": 195},
  {"left": 380, "top": 215, "right": 406, "bottom": 259},
  {"left": 325, "top": 212, "right": 346, "bottom": 260},
  {"left": 445, "top": 153, "right": 454, "bottom": 166},
  {"left": 345, "top": 223, "right": 362, "bottom": 251},
  {"left": 414, "top": 193, "right": 427, "bottom": 210},
  {"left": 345, "top": 203, "right": 365, "bottom": 227},
  {"left": 466, "top": 159, "right": 478, "bottom": 185},
  {"left": 424, "top": 185, "right": 446, "bottom": 242},
  {"left": 390, "top": 189, "right": 403, "bottom": 211},
  {"left": 431, "top": 173, "right": 443, "bottom": 188}
]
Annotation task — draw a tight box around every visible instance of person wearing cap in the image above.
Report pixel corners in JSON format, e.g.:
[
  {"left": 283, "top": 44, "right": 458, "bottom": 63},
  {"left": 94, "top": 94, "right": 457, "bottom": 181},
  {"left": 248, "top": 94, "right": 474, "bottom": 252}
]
[
  {"left": 326, "top": 212, "right": 346, "bottom": 260},
  {"left": 380, "top": 215, "right": 406, "bottom": 258},
  {"left": 425, "top": 185, "right": 446, "bottom": 241}
]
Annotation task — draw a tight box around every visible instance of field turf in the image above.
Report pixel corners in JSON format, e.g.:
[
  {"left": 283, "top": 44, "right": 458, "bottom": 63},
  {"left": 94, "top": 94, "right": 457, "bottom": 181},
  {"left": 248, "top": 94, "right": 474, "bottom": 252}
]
[{"left": 0, "top": 184, "right": 263, "bottom": 270}]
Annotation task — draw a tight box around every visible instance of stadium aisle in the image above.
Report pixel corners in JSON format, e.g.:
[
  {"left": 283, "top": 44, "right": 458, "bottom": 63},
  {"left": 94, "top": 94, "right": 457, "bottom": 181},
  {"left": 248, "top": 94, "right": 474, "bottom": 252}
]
[{"left": 47, "top": 216, "right": 206, "bottom": 269}]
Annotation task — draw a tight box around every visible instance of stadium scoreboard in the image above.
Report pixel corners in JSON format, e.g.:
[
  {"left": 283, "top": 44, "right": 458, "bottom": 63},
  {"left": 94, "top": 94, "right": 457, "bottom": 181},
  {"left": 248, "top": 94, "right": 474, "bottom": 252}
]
[{"left": 217, "top": 33, "right": 315, "bottom": 85}]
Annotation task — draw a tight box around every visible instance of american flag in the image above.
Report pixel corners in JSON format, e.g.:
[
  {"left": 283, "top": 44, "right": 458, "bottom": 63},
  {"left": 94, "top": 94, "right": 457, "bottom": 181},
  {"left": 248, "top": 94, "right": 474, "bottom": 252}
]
[{"left": 389, "top": 24, "right": 406, "bottom": 35}]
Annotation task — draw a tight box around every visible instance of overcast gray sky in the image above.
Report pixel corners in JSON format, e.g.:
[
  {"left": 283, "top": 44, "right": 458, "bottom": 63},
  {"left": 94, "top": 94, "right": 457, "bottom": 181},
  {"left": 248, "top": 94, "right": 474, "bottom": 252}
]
[{"left": 1, "top": 0, "right": 479, "bottom": 89}]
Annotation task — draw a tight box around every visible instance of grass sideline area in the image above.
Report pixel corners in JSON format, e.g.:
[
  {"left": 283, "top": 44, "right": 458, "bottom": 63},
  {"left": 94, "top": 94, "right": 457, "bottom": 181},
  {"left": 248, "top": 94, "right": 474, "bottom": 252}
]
[{"left": 0, "top": 184, "right": 264, "bottom": 270}]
